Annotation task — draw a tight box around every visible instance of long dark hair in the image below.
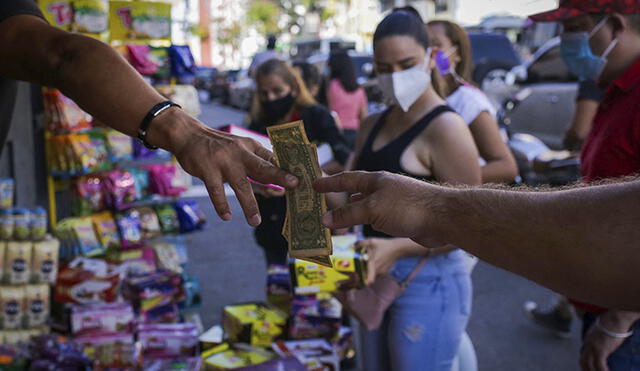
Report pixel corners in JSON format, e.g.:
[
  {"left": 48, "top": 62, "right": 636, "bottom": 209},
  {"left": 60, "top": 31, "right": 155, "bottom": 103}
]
[
  {"left": 328, "top": 50, "right": 359, "bottom": 93},
  {"left": 373, "top": 10, "right": 445, "bottom": 98},
  {"left": 427, "top": 20, "right": 474, "bottom": 83}
]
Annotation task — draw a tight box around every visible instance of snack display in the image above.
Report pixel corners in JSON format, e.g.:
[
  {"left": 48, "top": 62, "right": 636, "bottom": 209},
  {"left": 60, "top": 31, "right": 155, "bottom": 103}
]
[
  {"left": 5, "top": 242, "right": 31, "bottom": 284},
  {"left": 223, "top": 303, "right": 288, "bottom": 347},
  {"left": 32, "top": 239, "right": 60, "bottom": 284}
]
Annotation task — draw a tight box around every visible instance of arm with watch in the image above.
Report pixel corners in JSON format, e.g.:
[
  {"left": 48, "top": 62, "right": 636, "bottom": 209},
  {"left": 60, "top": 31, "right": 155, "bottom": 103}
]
[
  {"left": 581, "top": 310, "right": 640, "bottom": 371},
  {"left": 0, "top": 15, "right": 298, "bottom": 226}
]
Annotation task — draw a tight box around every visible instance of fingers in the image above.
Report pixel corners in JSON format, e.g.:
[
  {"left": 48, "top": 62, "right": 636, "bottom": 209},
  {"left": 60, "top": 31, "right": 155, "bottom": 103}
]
[
  {"left": 244, "top": 150, "right": 298, "bottom": 189},
  {"left": 314, "top": 171, "right": 379, "bottom": 195},
  {"left": 204, "top": 175, "right": 232, "bottom": 221},
  {"left": 229, "top": 177, "right": 261, "bottom": 227},
  {"left": 350, "top": 193, "right": 366, "bottom": 202},
  {"left": 322, "top": 199, "right": 372, "bottom": 230}
]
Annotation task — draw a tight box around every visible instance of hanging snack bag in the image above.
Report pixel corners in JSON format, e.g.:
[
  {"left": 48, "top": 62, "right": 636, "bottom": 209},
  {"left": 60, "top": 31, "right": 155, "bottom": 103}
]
[
  {"left": 13, "top": 208, "right": 31, "bottom": 241},
  {"left": 115, "top": 211, "right": 142, "bottom": 249},
  {"left": 0, "top": 209, "right": 14, "bottom": 240},
  {"left": 135, "top": 206, "right": 162, "bottom": 240},
  {"left": 150, "top": 240, "right": 183, "bottom": 273},
  {"left": 174, "top": 200, "right": 206, "bottom": 233},
  {"left": 87, "top": 132, "right": 111, "bottom": 172},
  {"left": 0, "top": 178, "right": 14, "bottom": 209},
  {"left": 71, "top": 302, "right": 134, "bottom": 336},
  {"left": 32, "top": 239, "right": 60, "bottom": 284},
  {"left": 72, "top": 218, "right": 104, "bottom": 257},
  {"left": 72, "top": 0, "right": 108, "bottom": 39},
  {"left": 0, "top": 286, "right": 25, "bottom": 329},
  {"left": 128, "top": 167, "right": 150, "bottom": 200},
  {"left": 30, "top": 207, "right": 48, "bottom": 241},
  {"left": 147, "top": 164, "right": 187, "bottom": 197},
  {"left": 155, "top": 203, "right": 179, "bottom": 234},
  {"left": 105, "top": 130, "right": 133, "bottom": 163},
  {"left": 73, "top": 175, "right": 104, "bottom": 216},
  {"left": 6, "top": 241, "right": 32, "bottom": 284},
  {"left": 103, "top": 170, "right": 137, "bottom": 210},
  {"left": 91, "top": 211, "right": 120, "bottom": 250},
  {"left": 25, "top": 284, "right": 50, "bottom": 328}
]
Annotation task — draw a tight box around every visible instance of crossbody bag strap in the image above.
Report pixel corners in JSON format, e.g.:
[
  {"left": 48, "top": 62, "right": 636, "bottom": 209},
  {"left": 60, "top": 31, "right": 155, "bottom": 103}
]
[{"left": 399, "top": 253, "right": 431, "bottom": 289}]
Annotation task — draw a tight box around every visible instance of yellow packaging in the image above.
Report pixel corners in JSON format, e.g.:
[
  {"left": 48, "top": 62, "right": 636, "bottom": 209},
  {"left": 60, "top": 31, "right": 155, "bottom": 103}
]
[
  {"left": 5, "top": 242, "right": 31, "bottom": 284},
  {"left": 202, "top": 344, "right": 273, "bottom": 370},
  {"left": 25, "top": 284, "right": 50, "bottom": 328},
  {"left": 32, "top": 239, "right": 60, "bottom": 284},
  {"left": 222, "top": 303, "right": 287, "bottom": 348},
  {"left": 109, "top": 1, "right": 171, "bottom": 43},
  {"left": 39, "top": 0, "right": 73, "bottom": 30},
  {"left": 290, "top": 236, "right": 367, "bottom": 295},
  {"left": 1, "top": 286, "right": 25, "bottom": 329},
  {"left": 73, "top": 0, "right": 108, "bottom": 40},
  {"left": 3, "top": 330, "right": 30, "bottom": 345}
]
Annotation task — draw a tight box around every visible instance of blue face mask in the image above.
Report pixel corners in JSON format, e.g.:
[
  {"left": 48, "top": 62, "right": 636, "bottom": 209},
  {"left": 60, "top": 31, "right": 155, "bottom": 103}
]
[{"left": 560, "top": 16, "right": 618, "bottom": 81}]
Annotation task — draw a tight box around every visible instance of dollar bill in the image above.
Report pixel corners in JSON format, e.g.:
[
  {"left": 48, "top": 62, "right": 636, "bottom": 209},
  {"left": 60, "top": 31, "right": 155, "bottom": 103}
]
[{"left": 267, "top": 121, "right": 333, "bottom": 259}]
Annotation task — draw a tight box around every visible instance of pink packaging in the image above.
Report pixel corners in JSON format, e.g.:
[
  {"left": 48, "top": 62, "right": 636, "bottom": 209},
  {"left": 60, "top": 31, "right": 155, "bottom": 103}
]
[
  {"left": 71, "top": 302, "right": 135, "bottom": 336},
  {"left": 145, "top": 164, "right": 187, "bottom": 197},
  {"left": 137, "top": 322, "right": 199, "bottom": 359}
]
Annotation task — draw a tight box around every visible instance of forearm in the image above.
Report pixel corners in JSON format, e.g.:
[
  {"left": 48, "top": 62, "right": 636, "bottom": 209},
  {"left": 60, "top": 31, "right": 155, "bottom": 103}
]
[
  {"left": 394, "top": 238, "right": 455, "bottom": 257},
  {"left": 481, "top": 159, "right": 518, "bottom": 184},
  {"left": 600, "top": 310, "right": 640, "bottom": 333},
  {"left": 431, "top": 180, "right": 640, "bottom": 309}
]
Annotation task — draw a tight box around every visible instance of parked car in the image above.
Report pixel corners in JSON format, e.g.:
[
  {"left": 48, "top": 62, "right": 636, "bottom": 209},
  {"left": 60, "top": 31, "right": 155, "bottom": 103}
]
[
  {"left": 489, "top": 37, "right": 579, "bottom": 150},
  {"left": 194, "top": 67, "right": 218, "bottom": 93},
  {"left": 468, "top": 32, "right": 522, "bottom": 91},
  {"left": 227, "top": 69, "right": 254, "bottom": 111}
]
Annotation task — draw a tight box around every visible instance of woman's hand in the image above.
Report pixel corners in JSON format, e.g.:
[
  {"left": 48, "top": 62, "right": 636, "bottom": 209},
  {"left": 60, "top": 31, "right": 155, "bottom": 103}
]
[{"left": 357, "top": 238, "right": 403, "bottom": 285}]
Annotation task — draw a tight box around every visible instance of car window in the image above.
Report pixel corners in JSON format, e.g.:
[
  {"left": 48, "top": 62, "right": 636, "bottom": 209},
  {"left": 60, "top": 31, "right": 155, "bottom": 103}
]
[
  {"left": 469, "top": 34, "right": 521, "bottom": 66},
  {"left": 527, "top": 45, "right": 577, "bottom": 83}
]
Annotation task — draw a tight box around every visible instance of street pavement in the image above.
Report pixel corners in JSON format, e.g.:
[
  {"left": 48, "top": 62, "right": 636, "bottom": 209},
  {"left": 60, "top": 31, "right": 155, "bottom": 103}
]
[{"left": 186, "top": 101, "right": 582, "bottom": 371}]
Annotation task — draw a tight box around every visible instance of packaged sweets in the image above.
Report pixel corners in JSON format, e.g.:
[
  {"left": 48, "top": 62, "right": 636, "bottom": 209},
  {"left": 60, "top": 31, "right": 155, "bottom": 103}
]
[
  {"left": 91, "top": 211, "right": 120, "bottom": 250},
  {"left": 6, "top": 241, "right": 32, "bottom": 284},
  {"left": 30, "top": 207, "right": 47, "bottom": 241},
  {"left": 115, "top": 211, "right": 142, "bottom": 249},
  {"left": 179, "top": 273, "right": 201, "bottom": 310},
  {"left": 12, "top": 208, "right": 31, "bottom": 241},
  {"left": 103, "top": 170, "right": 137, "bottom": 209},
  {"left": 75, "top": 331, "right": 135, "bottom": 364},
  {"left": 28, "top": 334, "right": 92, "bottom": 369},
  {"left": 72, "top": 175, "right": 104, "bottom": 215},
  {"left": 111, "top": 247, "right": 157, "bottom": 276},
  {"left": 3, "top": 330, "right": 30, "bottom": 345},
  {"left": 31, "top": 239, "right": 60, "bottom": 284},
  {"left": 150, "top": 239, "right": 183, "bottom": 273},
  {"left": 0, "top": 209, "right": 14, "bottom": 240},
  {"left": 155, "top": 203, "right": 180, "bottom": 234},
  {"left": 71, "top": 302, "right": 134, "bottom": 336},
  {"left": 266, "top": 265, "right": 292, "bottom": 313},
  {"left": 0, "top": 178, "right": 14, "bottom": 209},
  {"left": 174, "top": 200, "right": 206, "bottom": 233},
  {"left": 137, "top": 322, "right": 199, "bottom": 360},
  {"left": 122, "top": 270, "right": 184, "bottom": 312},
  {"left": 72, "top": 0, "right": 109, "bottom": 38},
  {"left": 105, "top": 130, "right": 133, "bottom": 162},
  {"left": 133, "top": 206, "right": 162, "bottom": 240},
  {"left": 0, "top": 286, "right": 25, "bottom": 329},
  {"left": 222, "top": 303, "right": 287, "bottom": 347},
  {"left": 288, "top": 294, "right": 342, "bottom": 341},
  {"left": 72, "top": 218, "right": 103, "bottom": 257},
  {"left": 146, "top": 164, "right": 188, "bottom": 197},
  {"left": 128, "top": 167, "right": 150, "bottom": 200},
  {"left": 54, "top": 258, "right": 120, "bottom": 305},
  {"left": 272, "top": 339, "right": 340, "bottom": 371},
  {"left": 143, "top": 357, "right": 203, "bottom": 371},
  {"left": 25, "top": 284, "right": 49, "bottom": 328},
  {"left": 0, "top": 242, "right": 4, "bottom": 282}
]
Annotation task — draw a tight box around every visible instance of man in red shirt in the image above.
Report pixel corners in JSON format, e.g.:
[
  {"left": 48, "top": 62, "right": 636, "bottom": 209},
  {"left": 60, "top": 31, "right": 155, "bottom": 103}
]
[{"left": 530, "top": 1, "right": 640, "bottom": 370}]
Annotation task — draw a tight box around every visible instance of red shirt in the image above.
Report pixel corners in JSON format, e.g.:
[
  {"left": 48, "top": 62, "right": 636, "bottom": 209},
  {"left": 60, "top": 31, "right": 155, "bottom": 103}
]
[{"left": 572, "top": 58, "right": 640, "bottom": 314}]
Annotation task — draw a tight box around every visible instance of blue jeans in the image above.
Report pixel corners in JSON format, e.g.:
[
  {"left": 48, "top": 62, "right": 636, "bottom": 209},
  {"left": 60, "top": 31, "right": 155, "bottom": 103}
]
[
  {"left": 361, "top": 250, "right": 473, "bottom": 371},
  {"left": 583, "top": 312, "right": 640, "bottom": 370}
]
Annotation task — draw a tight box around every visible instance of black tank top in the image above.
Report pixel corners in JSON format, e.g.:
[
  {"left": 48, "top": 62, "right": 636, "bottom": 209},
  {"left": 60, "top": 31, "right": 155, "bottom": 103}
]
[{"left": 355, "top": 104, "right": 455, "bottom": 238}]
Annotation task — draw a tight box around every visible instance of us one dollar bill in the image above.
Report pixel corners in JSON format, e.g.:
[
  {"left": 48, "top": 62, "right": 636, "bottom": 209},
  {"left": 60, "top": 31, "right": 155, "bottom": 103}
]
[{"left": 267, "top": 121, "right": 333, "bottom": 261}]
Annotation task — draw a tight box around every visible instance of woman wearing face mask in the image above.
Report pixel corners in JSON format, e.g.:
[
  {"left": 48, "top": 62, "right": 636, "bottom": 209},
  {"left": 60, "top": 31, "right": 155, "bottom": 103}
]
[
  {"left": 427, "top": 20, "right": 518, "bottom": 184},
  {"left": 248, "top": 59, "right": 350, "bottom": 266},
  {"left": 332, "top": 11, "right": 481, "bottom": 371}
]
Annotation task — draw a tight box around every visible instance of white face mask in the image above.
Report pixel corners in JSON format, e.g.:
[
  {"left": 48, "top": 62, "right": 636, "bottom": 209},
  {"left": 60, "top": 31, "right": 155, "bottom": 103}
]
[{"left": 378, "top": 51, "right": 432, "bottom": 112}]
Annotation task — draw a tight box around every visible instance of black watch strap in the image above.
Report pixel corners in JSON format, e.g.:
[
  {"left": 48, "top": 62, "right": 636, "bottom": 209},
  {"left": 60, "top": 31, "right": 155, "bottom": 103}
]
[{"left": 137, "top": 100, "right": 181, "bottom": 150}]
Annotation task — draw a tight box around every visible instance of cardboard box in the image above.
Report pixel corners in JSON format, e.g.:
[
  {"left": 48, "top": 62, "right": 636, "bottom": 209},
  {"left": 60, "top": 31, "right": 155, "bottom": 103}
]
[{"left": 222, "top": 303, "right": 287, "bottom": 348}]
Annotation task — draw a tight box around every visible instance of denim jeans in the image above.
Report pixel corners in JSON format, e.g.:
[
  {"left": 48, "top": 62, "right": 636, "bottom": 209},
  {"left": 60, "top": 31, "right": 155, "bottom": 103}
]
[
  {"left": 361, "top": 250, "right": 473, "bottom": 371},
  {"left": 583, "top": 312, "right": 640, "bottom": 370}
]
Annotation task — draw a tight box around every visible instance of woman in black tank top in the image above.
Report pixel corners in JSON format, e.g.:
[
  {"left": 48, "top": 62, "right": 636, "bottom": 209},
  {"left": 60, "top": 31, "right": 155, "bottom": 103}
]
[{"left": 327, "top": 11, "right": 482, "bottom": 371}]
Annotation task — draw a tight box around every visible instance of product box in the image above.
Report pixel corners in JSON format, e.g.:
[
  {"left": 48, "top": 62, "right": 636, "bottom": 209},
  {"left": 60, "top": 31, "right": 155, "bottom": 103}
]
[
  {"left": 71, "top": 302, "right": 134, "bottom": 336},
  {"left": 272, "top": 339, "right": 340, "bottom": 371},
  {"left": 201, "top": 343, "right": 274, "bottom": 370},
  {"left": 289, "top": 294, "right": 342, "bottom": 341},
  {"left": 25, "top": 284, "right": 50, "bottom": 328},
  {"left": 222, "top": 303, "right": 287, "bottom": 348},
  {"left": 266, "top": 264, "right": 291, "bottom": 313},
  {"left": 0, "top": 286, "right": 24, "bottom": 329},
  {"left": 289, "top": 235, "right": 367, "bottom": 295}
]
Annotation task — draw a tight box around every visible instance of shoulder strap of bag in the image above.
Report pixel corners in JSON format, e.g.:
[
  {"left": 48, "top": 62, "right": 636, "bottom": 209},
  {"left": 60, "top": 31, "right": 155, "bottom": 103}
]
[{"left": 399, "top": 253, "right": 431, "bottom": 289}]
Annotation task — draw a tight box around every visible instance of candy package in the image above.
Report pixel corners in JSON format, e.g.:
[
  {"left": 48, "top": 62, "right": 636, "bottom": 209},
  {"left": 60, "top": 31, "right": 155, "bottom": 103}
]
[
  {"left": 110, "top": 247, "right": 157, "bottom": 277},
  {"left": 115, "top": 211, "right": 143, "bottom": 249},
  {"left": 174, "top": 200, "right": 206, "bottom": 233},
  {"left": 137, "top": 322, "right": 199, "bottom": 360},
  {"left": 126, "top": 44, "right": 159, "bottom": 76},
  {"left": 72, "top": 217, "right": 104, "bottom": 257},
  {"left": 1, "top": 286, "right": 25, "bottom": 329},
  {"left": 5, "top": 241, "right": 32, "bottom": 284},
  {"left": 143, "top": 357, "right": 203, "bottom": 371},
  {"left": 222, "top": 303, "right": 287, "bottom": 347},
  {"left": 271, "top": 339, "right": 340, "bottom": 371},
  {"left": 105, "top": 129, "right": 133, "bottom": 162},
  {"left": 128, "top": 166, "right": 150, "bottom": 200},
  {"left": 27, "top": 335, "right": 92, "bottom": 369},
  {"left": 31, "top": 239, "right": 60, "bottom": 284},
  {"left": 0, "top": 209, "right": 14, "bottom": 240},
  {"left": 155, "top": 203, "right": 180, "bottom": 234},
  {"left": 0, "top": 242, "right": 4, "bottom": 282},
  {"left": 54, "top": 258, "right": 120, "bottom": 305},
  {"left": 72, "top": 0, "right": 109, "bottom": 39},
  {"left": 150, "top": 238, "right": 185, "bottom": 273},
  {"left": 0, "top": 178, "right": 14, "bottom": 209},
  {"left": 103, "top": 170, "right": 137, "bottom": 209},
  {"left": 266, "top": 265, "right": 292, "bottom": 313},
  {"left": 147, "top": 164, "right": 188, "bottom": 197},
  {"left": 140, "top": 302, "right": 180, "bottom": 324},
  {"left": 25, "top": 284, "right": 50, "bottom": 328},
  {"left": 72, "top": 175, "right": 104, "bottom": 216},
  {"left": 288, "top": 294, "right": 342, "bottom": 341},
  {"left": 42, "top": 89, "right": 93, "bottom": 133},
  {"left": 12, "top": 208, "right": 31, "bottom": 241},
  {"left": 179, "top": 273, "right": 201, "bottom": 310},
  {"left": 91, "top": 211, "right": 121, "bottom": 250},
  {"left": 75, "top": 331, "right": 135, "bottom": 365},
  {"left": 133, "top": 206, "right": 162, "bottom": 240},
  {"left": 201, "top": 344, "right": 277, "bottom": 370},
  {"left": 122, "top": 270, "right": 184, "bottom": 312},
  {"left": 71, "top": 302, "right": 134, "bottom": 336}
]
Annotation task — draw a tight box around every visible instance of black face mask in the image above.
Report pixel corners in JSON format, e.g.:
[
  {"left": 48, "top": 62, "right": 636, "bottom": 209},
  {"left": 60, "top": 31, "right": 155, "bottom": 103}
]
[{"left": 262, "top": 93, "right": 294, "bottom": 121}]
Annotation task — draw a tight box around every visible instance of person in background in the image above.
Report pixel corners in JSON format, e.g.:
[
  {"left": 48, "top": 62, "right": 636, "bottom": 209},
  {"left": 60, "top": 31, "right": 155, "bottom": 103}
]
[
  {"left": 292, "top": 61, "right": 322, "bottom": 99},
  {"left": 523, "top": 79, "right": 605, "bottom": 340},
  {"left": 327, "top": 11, "right": 481, "bottom": 371},
  {"left": 249, "top": 34, "right": 281, "bottom": 77},
  {"left": 427, "top": 20, "right": 518, "bottom": 183},
  {"left": 248, "top": 59, "right": 350, "bottom": 265},
  {"left": 0, "top": 2, "right": 298, "bottom": 228},
  {"left": 327, "top": 50, "right": 369, "bottom": 149}
]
